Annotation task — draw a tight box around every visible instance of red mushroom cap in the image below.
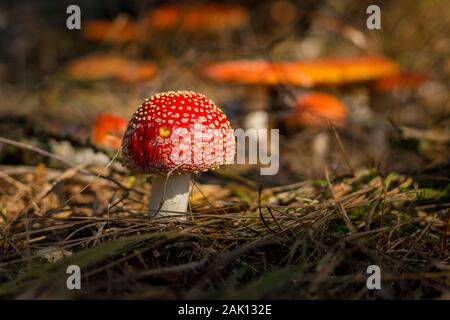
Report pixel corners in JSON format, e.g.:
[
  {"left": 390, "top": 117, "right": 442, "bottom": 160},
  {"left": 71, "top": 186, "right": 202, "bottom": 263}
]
[
  {"left": 286, "top": 92, "right": 348, "bottom": 127},
  {"left": 66, "top": 53, "right": 157, "bottom": 83},
  {"left": 121, "top": 91, "right": 235, "bottom": 175},
  {"left": 91, "top": 113, "right": 128, "bottom": 149},
  {"left": 146, "top": 4, "right": 249, "bottom": 32}
]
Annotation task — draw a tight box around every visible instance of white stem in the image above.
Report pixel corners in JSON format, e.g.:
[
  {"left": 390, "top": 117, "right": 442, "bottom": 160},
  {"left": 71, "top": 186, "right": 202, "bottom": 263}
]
[
  {"left": 244, "top": 110, "right": 269, "bottom": 155},
  {"left": 149, "top": 174, "right": 190, "bottom": 218},
  {"left": 244, "top": 110, "right": 269, "bottom": 131},
  {"left": 312, "top": 132, "right": 330, "bottom": 160}
]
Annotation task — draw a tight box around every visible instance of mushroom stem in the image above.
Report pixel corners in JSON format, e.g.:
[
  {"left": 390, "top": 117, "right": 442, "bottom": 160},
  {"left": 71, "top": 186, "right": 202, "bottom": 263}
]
[
  {"left": 149, "top": 174, "right": 190, "bottom": 217},
  {"left": 244, "top": 109, "right": 269, "bottom": 155}
]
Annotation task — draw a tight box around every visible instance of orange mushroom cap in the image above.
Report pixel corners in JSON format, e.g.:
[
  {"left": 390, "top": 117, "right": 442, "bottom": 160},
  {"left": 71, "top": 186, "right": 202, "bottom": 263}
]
[
  {"left": 374, "top": 72, "right": 430, "bottom": 91},
  {"left": 66, "top": 53, "right": 157, "bottom": 83},
  {"left": 203, "top": 60, "right": 289, "bottom": 85},
  {"left": 203, "top": 56, "right": 399, "bottom": 87},
  {"left": 91, "top": 114, "right": 128, "bottom": 150},
  {"left": 286, "top": 92, "right": 348, "bottom": 127},
  {"left": 146, "top": 4, "right": 249, "bottom": 32},
  {"left": 82, "top": 18, "right": 139, "bottom": 43},
  {"left": 290, "top": 56, "right": 400, "bottom": 86}
]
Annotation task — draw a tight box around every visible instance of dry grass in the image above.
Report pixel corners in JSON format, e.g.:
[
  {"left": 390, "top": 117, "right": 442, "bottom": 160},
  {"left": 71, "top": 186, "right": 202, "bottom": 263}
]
[{"left": 0, "top": 149, "right": 448, "bottom": 299}]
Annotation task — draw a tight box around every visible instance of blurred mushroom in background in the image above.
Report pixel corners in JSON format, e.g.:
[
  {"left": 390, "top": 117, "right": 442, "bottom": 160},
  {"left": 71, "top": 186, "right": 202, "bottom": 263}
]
[
  {"left": 144, "top": 3, "right": 249, "bottom": 33},
  {"left": 285, "top": 92, "right": 348, "bottom": 128},
  {"left": 202, "top": 55, "right": 398, "bottom": 169},
  {"left": 284, "top": 91, "right": 348, "bottom": 170},
  {"left": 65, "top": 53, "right": 157, "bottom": 83},
  {"left": 82, "top": 16, "right": 139, "bottom": 44},
  {"left": 142, "top": 3, "right": 250, "bottom": 51},
  {"left": 91, "top": 113, "right": 128, "bottom": 150}
]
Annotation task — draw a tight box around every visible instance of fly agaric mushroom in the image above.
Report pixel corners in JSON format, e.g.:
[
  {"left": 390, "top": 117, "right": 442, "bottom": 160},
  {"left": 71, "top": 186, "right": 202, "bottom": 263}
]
[
  {"left": 91, "top": 113, "right": 128, "bottom": 150},
  {"left": 203, "top": 56, "right": 399, "bottom": 87},
  {"left": 121, "top": 91, "right": 235, "bottom": 217},
  {"left": 286, "top": 92, "right": 348, "bottom": 128},
  {"left": 203, "top": 60, "right": 299, "bottom": 85},
  {"left": 288, "top": 55, "right": 399, "bottom": 86},
  {"left": 82, "top": 18, "right": 139, "bottom": 44},
  {"left": 66, "top": 53, "right": 157, "bottom": 83},
  {"left": 202, "top": 56, "right": 397, "bottom": 161},
  {"left": 145, "top": 4, "right": 249, "bottom": 32},
  {"left": 284, "top": 92, "right": 348, "bottom": 171}
]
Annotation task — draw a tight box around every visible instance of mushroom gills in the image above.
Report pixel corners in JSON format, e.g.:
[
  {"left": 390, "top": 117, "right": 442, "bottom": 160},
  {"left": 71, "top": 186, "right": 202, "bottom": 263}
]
[{"left": 149, "top": 174, "right": 190, "bottom": 217}]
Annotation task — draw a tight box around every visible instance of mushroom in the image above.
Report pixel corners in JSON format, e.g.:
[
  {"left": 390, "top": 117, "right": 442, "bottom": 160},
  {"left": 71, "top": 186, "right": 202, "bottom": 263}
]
[
  {"left": 121, "top": 91, "right": 235, "bottom": 217},
  {"left": 285, "top": 92, "right": 348, "bottom": 128},
  {"left": 145, "top": 4, "right": 249, "bottom": 32},
  {"left": 202, "top": 56, "right": 398, "bottom": 127},
  {"left": 286, "top": 55, "right": 399, "bottom": 86},
  {"left": 202, "top": 55, "right": 398, "bottom": 172},
  {"left": 66, "top": 53, "right": 157, "bottom": 83},
  {"left": 82, "top": 17, "right": 139, "bottom": 44},
  {"left": 284, "top": 92, "right": 348, "bottom": 170},
  {"left": 91, "top": 113, "right": 128, "bottom": 150},
  {"left": 202, "top": 56, "right": 399, "bottom": 87}
]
